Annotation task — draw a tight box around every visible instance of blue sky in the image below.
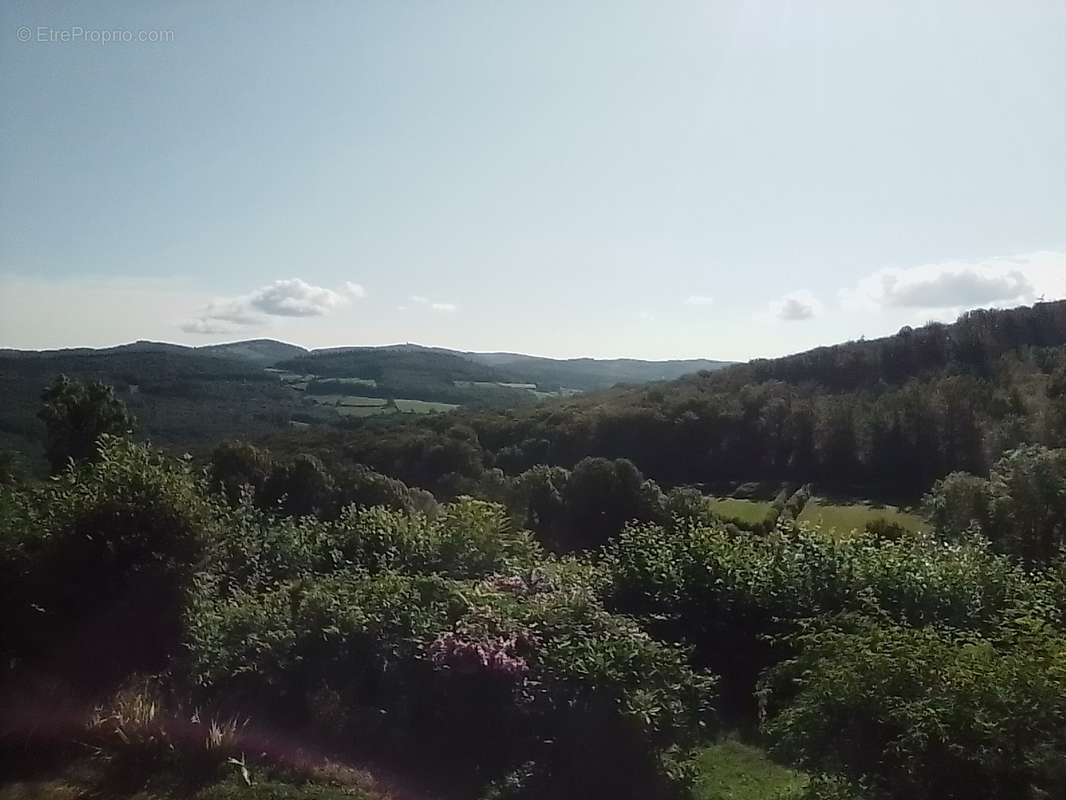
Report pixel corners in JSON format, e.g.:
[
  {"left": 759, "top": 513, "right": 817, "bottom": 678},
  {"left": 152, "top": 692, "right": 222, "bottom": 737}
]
[{"left": 2, "top": 0, "right": 1064, "bottom": 360}]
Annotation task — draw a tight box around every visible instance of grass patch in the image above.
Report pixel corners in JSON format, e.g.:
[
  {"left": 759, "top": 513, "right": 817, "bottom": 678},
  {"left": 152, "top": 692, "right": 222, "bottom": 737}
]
[
  {"left": 709, "top": 498, "right": 773, "bottom": 526},
  {"left": 798, "top": 499, "right": 927, "bottom": 538},
  {"left": 336, "top": 396, "right": 388, "bottom": 407},
  {"left": 394, "top": 399, "right": 458, "bottom": 413},
  {"left": 308, "top": 395, "right": 388, "bottom": 408},
  {"left": 692, "top": 740, "right": 807, "bottom": 800},
  {"left": 0, "top": 763, "right": 389, "bottom": 800},
  {"left": 329, "top": 377, "right": 378, "bottom": 388},
  {"left": 334, "top": 406, "right": 390, "bottom": 417}
]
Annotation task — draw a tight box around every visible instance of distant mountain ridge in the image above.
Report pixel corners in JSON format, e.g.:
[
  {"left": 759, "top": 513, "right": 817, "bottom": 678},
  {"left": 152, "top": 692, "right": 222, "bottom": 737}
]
[{"left": 0, "top": 339, "right": 732, "bottom": 389}]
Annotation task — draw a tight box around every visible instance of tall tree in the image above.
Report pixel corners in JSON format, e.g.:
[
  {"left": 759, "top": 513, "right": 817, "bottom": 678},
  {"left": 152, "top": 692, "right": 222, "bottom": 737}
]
[{"left": 38, "top": 375, "right": 136, "bottom": 473}]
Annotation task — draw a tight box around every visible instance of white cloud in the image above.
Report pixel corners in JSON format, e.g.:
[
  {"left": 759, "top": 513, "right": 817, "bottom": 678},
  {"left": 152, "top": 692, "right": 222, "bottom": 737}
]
[
  {"left": 248, "top": 278, "right": 349, "bottom": 317},
  {"left": 684, "top": 295, "right": 714, "bottom": 306},
  {"left": 409, "top": 295, "right": 457, "bottom": 313},
  {"left": 181, "top": 278, "right": 357, "bottom": 334},
  {"left": 637, "top": 310, "right": 655, "bottom": 321},
  {"left": 179, "top": 318, "right": 240, "bottom": 335},
  {"left": 769, "top": 290, "right": 822, "bottom": 322},
  {"left": 840, "top": 252, "right": 1066, "bottom": 313}
]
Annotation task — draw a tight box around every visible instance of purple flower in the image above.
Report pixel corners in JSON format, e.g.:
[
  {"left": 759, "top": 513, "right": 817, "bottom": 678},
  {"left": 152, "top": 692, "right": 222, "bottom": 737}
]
[{"left": 428, "top": 631, "right": 529, "bottom": 678}]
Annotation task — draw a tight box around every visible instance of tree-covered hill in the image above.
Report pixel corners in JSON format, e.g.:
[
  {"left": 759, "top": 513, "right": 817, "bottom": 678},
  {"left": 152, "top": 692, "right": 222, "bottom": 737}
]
[
  {"left": 0, "top": 340, "right": 731, "bottom": 474},
  {"left": 265, "top": 300, "right": 1066, "bottom": 501}
]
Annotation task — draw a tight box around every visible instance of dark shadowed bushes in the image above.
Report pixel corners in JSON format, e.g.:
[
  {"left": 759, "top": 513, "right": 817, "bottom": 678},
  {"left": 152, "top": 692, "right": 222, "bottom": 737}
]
[{"left": 1, "top": 436, "right": 210, "bottom": 688}]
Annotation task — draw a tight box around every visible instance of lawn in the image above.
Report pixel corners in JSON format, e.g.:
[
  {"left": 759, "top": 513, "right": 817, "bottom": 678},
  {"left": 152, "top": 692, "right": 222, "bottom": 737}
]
[
  {"left": 709, "top": 498, "right": 773, "bottom": 526},
  {"left": 798, "top": 498, "right": 927, "bottom": 537},
  {"left": 692, "top": 740, "right": 807, "bottom": 800}
]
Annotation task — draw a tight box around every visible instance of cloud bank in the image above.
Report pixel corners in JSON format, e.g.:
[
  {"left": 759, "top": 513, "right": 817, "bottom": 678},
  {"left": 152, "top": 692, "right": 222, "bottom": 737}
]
[
  {"left": 181, "top": 278, "right": 364, "bottom": 334},
  {"left": 840, "top": 252, "right": 1066, "bottom": 314}
]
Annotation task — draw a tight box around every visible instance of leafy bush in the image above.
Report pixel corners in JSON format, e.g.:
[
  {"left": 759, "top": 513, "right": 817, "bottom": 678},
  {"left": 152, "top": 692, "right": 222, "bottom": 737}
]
[
  {"left": 184, "top": 567, "right": 716, "bottom": 799},
  {"left": 604, "top": 521, "right": 1041, "bottom": 720},
  {"left": 2, "top": 437, "right": 211, "bottom": 687},
  {"left": 926, "top": 446, "right": 1066, "bottom": 563},
  {"left": 761, "top": 612, "right": 1066, "bottom": 800}
]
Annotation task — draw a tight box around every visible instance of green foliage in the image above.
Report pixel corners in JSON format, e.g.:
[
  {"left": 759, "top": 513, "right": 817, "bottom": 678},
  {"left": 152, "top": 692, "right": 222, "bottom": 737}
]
[
  {"left": 692, "top": 740, "right": 807, "bottom": 800},
  {"left": 260, "top": 453, "right": 337, "bottom": 518},
  {"left": 761, "top": 612, "right": 1066, "bottom": 800},
  {"left": 184, "top": 568, "right": 715, "bottom": 798},
  {"left": 560, "top": 457, "right": 651, "bottom": 550},
  {"left": 38, "top": 375, "right": 136, "bottom": 473},
  {"left": 1, "top": 437, "right": 211, "bottom": 687},
  {"left": 604, "top": 521, "right": 1039, "bottom": 719},
  {"left": 209, "top": 440, "right": 273, "bottom": 503},
  {"left": 927, "top": 445, "right": 1066, "bottom": 562}
]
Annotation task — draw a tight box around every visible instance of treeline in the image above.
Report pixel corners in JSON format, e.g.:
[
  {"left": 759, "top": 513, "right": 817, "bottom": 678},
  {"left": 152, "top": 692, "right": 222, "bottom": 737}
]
[{"left": 268, "top": 301, "right": 1066, "bottom": 500}]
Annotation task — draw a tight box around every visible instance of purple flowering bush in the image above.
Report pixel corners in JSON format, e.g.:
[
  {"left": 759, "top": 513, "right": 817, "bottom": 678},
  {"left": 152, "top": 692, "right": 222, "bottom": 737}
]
[
  {"left": 1, "top": 441, "right": 715, "bottom": 800},
  {"left": 185, "top": 562, "right": 716, "bottom": 799},
  {"left": 428, "top": 631, "right": 529, "bottom": 678}
]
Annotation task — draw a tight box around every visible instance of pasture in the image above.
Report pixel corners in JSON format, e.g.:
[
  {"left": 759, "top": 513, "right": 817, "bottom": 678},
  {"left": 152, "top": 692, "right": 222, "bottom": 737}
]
[
  {"left": 708, "top": 498, "right": 773, "bottom": 526},
  {"left": 394, "top": 398, "right": 458, "bottom": 413},
  {"left": 798, "top": 498, "right": 927, "bottom": 537}
]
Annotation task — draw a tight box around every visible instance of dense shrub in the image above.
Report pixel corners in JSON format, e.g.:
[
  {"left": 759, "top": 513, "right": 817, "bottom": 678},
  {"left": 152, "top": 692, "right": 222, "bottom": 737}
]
[
  {"left": 604, "top": 521, "right": 1040, "bottom": 720},
  {"left": 761, "top": 612, "right": 1066, "bottom": 800},
  {"left": 926, "top": 445, "right": 1066, "bottom": 563},
  {"left": 1, "top": 437, "right": 211, "bottom": 687},
  {"left": 184, "top": 570, "right": 716, "bottom": 799}
]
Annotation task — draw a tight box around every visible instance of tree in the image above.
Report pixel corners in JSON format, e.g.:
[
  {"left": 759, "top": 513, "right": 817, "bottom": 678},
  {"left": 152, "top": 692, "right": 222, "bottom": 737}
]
[
  {"left": 926, "top": 472, "right": 993, "bottom": 538},
  {"left": 209, "top": 440, "right": 273, "bottom": 504},
  {"left": 262, "top": 453, "right": 337, "bottom": 518},
  {"left": 990, "top": 446, "right": 1066, "bottom": 563},
  {"left": 563, "top": 457, "right": 648, "bottom": 550},
  {"left": 38, "top": 375, "right": 136, "bottom": 473}
]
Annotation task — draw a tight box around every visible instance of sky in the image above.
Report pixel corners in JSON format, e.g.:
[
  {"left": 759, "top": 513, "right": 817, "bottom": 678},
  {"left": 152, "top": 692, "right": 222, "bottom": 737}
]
[{"left": 1, "top": 1, "right": 1064, "bottom": 361}]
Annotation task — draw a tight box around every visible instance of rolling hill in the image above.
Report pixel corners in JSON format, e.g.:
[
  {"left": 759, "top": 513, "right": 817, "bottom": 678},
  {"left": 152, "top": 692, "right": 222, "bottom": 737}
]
[{"left": 0, "top": 338, "right": 732, "bottom": 474}]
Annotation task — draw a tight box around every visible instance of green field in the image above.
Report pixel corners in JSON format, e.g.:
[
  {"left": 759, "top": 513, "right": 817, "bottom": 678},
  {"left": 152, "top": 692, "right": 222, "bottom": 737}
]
[
  {"left": 333, "top": 405, "right": 390, "bottom": 417},
  {"left": 329, "top": 377, "right": 378, "bottom": 388},
  {"left": 798, "top": 498, "right": 927, "bottom": 537},
  {"left": 306, "top": 395, "right": 457, "bottom": 415},
  {"left": 709, "top": 498, "right": 772, "bottom": 525},
  {"left": 307, "top": 395, "right": 386, "bottom": 407},
  {"left": 394, "top": 398, "right": 458, "bottom": 413},
  {"left": 693, "top": 740, "right": 807, "bottom": 800}
]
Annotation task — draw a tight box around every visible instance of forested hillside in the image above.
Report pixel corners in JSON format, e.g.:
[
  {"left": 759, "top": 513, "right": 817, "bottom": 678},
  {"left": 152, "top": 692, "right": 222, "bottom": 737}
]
[
  {"left": 278, "top": 301, "right": 1066, "bottom": 502},
  {"left": 0, "top": 341, "right": 728, "bottom": 475}
]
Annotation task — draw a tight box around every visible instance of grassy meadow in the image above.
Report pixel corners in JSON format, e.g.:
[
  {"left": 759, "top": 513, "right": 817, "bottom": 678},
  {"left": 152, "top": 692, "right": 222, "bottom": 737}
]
[
  {"left": 707, "top": 498, "right": 773, "bottom": 526},
  {"left": 798, "top": 498, "right": 927, "bottom": 537}
]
